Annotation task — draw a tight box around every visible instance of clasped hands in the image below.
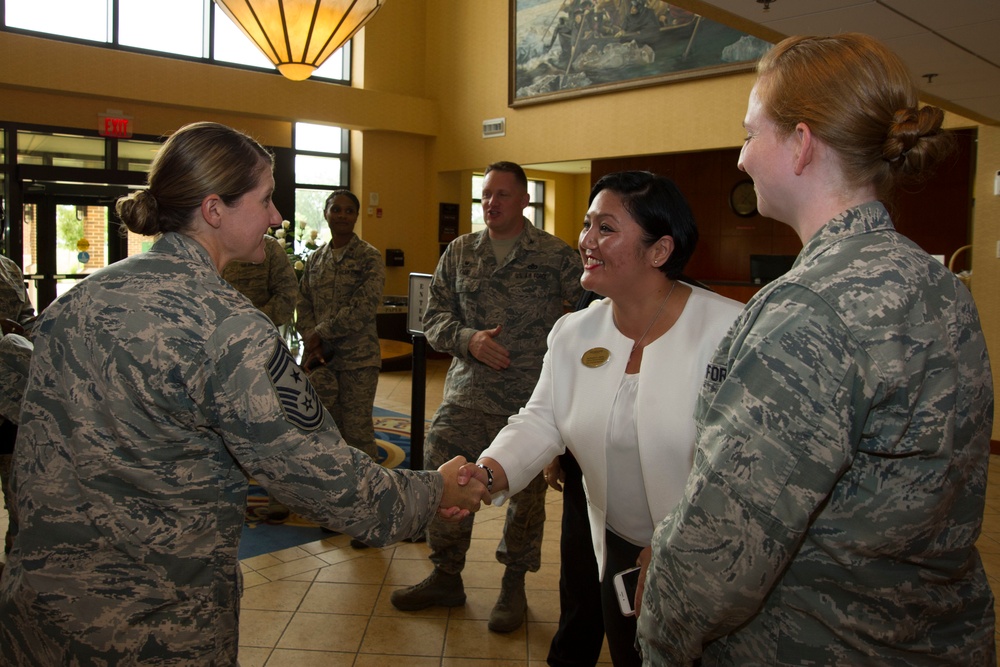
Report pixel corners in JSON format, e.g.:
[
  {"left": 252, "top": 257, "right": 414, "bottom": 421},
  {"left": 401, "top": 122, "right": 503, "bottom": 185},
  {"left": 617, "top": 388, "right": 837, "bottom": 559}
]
[
  {"left": 300, "top": 332, "right": 326, "bottom": 372},
  {"left": 0, "top": 319, "right": 25, "bottom": 336},
  {"left": 436, "top": 456, "right": 492, "bottom": 520}
]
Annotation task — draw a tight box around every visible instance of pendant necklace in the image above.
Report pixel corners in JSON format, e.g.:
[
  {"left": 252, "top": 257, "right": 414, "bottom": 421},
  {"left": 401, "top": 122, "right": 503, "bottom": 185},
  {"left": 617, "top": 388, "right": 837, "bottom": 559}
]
[{"left": 627, "top": 280, "right": 676, "bottom": 356}]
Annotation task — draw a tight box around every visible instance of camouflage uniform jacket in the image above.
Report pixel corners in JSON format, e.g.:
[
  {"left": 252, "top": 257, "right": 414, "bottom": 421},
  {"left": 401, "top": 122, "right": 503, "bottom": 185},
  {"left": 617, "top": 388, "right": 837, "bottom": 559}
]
[
  {"left": 0, "top": 254, "right": 36, "bottom": 332},
  {"left": 296, "top": 233, "right": 385, "bottom": 370},
  {"left": 638, "top": 201, "right": 995, "bottom": 666},
  {"left": 221, "top": 234, "right": 298, "bottom": 327},
  {"left": 425, "top": 219, "right": 583, "bottom": 416},
  {"left": 0, "top": 232, "right": 444, "bottom": 666}
]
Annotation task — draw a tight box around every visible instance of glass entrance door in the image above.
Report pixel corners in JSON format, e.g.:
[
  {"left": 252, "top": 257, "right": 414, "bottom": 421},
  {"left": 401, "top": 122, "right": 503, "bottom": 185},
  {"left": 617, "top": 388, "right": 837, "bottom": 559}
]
[{"left": 22, "top": 186, "right": 129, "bottom": 311}]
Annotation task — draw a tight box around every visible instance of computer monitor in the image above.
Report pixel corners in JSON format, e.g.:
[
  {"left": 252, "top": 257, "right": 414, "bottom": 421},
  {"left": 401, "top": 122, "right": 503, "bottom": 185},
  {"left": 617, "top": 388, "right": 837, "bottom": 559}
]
[{"left": 749, "top": 254, "right": 797, "bottom": 285}]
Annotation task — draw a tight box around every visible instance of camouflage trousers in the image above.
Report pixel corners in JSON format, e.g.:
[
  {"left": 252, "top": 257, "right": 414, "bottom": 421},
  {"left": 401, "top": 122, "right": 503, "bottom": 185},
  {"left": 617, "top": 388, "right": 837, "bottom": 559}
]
[
  {"left": 308, "top": 365, "right": 380, "bottom": 460},
  {"left": 423, "top": 403, "right": 547, "bottom": 575}
]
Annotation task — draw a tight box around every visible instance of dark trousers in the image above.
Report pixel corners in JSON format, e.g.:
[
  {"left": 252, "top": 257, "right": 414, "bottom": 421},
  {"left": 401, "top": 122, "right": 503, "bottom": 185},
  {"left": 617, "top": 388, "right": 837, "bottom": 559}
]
[
  {"left": 547, "top": 451, "right": 605, "bottom": 666},
  {"left": 601, "top": 529, "right": 643, "bottom": 667},
  {"left": 0, "top": 420, "right": 18, "bottom": 554}
]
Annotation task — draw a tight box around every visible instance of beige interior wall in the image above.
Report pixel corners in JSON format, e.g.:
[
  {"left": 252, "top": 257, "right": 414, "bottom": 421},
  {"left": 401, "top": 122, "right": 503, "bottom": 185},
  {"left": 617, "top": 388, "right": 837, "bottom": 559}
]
[
  {"left": 352, "top": 130, "right": 433, "bottom": 295},
  {"left": 423, "top": 0, "right": 752, "bottom": 171}
]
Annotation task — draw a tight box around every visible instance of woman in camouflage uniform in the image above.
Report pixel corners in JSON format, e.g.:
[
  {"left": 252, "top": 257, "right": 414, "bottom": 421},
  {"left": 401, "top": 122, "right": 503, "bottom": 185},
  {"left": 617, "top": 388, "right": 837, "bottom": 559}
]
[
  {"left": 296, "top": 190, "right": 385, "bottom": 461},
  {"left": 637, "top": 34, "right": 995, "bottom": 666},
  {"left": 0, "top": 121, "right": 487, "bottom": 666}
]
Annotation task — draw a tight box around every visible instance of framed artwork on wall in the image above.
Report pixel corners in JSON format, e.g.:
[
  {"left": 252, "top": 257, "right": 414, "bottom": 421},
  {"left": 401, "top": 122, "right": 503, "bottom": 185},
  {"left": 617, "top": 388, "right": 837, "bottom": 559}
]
[{"left": 509, "top": 0, "right": 771, "bottom": 107}]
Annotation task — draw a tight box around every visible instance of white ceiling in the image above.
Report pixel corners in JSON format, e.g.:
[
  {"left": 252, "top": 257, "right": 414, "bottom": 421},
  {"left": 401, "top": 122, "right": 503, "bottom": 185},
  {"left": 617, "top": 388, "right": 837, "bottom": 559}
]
[{"left": 675, "top": 0, "right": 1000, "bottom": 125}]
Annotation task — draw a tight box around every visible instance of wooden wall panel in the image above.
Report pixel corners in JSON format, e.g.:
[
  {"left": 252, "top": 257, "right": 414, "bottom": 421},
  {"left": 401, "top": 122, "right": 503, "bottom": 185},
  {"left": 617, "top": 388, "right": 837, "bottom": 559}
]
[{"left": 592, "top": 128, "right": 975, "bottom": 285}]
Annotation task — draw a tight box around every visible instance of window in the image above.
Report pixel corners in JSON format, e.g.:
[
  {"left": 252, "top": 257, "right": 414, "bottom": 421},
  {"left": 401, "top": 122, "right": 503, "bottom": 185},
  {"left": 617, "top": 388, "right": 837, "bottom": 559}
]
[
  {"left": 471, "top": 174, "right": 545, "bottom": 235},
  {"left": 117, "top": 139, "right": 161, "bottom": 172},
  {"left": 212, "top": 3, "right": 272, "bottom": 70},
  {"left": 16, "top": 131, "right": 106, "bottom": 169},
  {"left": 6, "top": 0, "right": 108, "bottom": 42},
  {"left": 119, "top": 0, "right": 206, "bottom": 57},
  {"left": 293, "top": 122, "right": 349, "bottom": 255},
  {"left": 3, "top": 0, "right": 351, "bottom": 82}
]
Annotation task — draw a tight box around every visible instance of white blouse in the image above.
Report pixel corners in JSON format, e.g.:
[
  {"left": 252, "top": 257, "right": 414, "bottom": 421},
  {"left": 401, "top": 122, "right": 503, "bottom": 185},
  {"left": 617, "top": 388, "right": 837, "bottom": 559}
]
[{"left": 605, "top": 372, "right": 654, "bottom": 546}]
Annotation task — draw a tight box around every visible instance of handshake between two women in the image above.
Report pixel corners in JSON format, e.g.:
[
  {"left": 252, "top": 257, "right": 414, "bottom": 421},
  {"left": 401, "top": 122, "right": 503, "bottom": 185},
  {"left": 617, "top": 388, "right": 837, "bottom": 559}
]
[{"left": 436, "top": 456, "right": 493, "bottom": 520}]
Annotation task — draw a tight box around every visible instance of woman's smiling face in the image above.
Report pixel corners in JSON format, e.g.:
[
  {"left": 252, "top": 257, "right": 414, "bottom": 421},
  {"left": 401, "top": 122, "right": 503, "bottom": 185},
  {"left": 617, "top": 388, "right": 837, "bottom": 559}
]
[{"left": 578, "top": 189, "right": 651, "bottom": 299}]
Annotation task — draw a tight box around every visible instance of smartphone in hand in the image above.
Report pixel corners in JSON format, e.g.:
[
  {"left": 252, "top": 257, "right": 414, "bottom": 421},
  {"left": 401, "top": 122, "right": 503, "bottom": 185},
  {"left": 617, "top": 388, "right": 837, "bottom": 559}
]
[{"left": 613, "top": 565, "right": 641, "bottom": 617}]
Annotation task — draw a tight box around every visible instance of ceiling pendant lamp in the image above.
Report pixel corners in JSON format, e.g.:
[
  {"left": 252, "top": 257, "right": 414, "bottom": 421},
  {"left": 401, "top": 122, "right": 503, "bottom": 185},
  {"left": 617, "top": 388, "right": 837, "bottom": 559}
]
[{"left": 214, "top": 0, "right": 386, "bottom": 81}]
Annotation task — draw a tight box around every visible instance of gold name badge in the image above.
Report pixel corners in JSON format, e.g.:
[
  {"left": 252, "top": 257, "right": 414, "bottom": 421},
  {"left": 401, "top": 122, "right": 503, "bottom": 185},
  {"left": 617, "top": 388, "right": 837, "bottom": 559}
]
[{"left": 581, "top": 347, "right": 610, "bottom": 368}]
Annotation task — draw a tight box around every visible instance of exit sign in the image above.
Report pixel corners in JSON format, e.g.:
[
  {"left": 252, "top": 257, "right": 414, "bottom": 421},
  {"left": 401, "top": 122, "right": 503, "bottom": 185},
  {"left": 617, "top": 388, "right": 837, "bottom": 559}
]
[{"left": 99, "top": 113, "right": 133, "bottom": 138}]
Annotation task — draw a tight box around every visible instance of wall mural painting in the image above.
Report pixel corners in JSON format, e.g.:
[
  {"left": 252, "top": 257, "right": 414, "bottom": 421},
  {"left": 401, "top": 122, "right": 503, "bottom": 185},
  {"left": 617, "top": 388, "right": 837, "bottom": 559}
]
[{"left": 510, "top": 0, "right": 772, "bottom": 106}]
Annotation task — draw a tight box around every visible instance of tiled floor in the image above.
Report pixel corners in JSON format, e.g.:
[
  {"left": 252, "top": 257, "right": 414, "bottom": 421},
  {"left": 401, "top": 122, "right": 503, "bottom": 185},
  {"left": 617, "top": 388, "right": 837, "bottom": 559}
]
[{"left": 1, "top": 357, "right": 999, "bottom": 665}]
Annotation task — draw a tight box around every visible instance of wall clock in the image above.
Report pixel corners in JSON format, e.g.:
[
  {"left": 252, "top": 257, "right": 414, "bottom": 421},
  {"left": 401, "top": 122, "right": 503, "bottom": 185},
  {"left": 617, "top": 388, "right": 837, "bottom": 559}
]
[{"left": 729, "top": 179, "right": 758, "bottom": 217}]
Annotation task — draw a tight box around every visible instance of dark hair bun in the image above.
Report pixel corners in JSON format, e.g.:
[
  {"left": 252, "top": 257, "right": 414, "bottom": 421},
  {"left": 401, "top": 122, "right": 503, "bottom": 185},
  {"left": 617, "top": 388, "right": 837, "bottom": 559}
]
[{"left": 116, "top": 189, "right": 161, "bottom": 236}]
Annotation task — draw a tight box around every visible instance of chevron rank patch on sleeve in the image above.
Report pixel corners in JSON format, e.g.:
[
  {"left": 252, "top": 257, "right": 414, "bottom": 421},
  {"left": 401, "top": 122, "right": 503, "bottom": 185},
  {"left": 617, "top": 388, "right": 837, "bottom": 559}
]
[{"left": 267, "top": 340, "right": 324, "bottom": 430}]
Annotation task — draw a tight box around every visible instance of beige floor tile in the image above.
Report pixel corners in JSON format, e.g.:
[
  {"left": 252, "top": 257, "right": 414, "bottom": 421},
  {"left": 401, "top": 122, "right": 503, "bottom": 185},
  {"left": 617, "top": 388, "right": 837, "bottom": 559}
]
[
  {"left": 235, "top": 646, "right": 271, "bottom": 667},
  {"left": 314, "top": 547, "right": 370, "bottom": 567},
  {"left": 266, "top": 545, "right": 316, "bottom": 563},
  {"left": 275, "top": 611, "right": 370, "bottom": 652},
  {"left": 241, "top": 570, "right": 270, "bottom": 589},
  {"left": 312, "top": 553, "right": 390, "bottom": 584},
  {"left": 360, "top": 614, "right": 448, "bottom": 656},
  {"left": 459, "top": 560, "right": 506, "bottom": 589},
  {"left": 449, "top": 585, "right": 499, "bottom": 621},
  {"left": 444, "top": 618, "right": 528, "bottom": 661},
  {"left": 240, "top": 579, "right": 311, "bottom": 612},
  {"left": 238, "top": 609, "right": 294, "bottom": 648},
  {"left": 442, "top": 660, "right": 531, "bottom": 667},
  {"left": 526, "top": 621, "right": 557, "bottom": 662},
  {"left": 466, "top": 536, "right": 501, "bottom": 562},
  {"left": 472, "top": 518, "right": 508, "bottom": 541},
  {"left": 241, "top": 552, "right": 282, "bottom": 571},
  {"left": 254, "top": 554, "right": 328, "bottom": 581},
  {"left": 539, "top": 533, "right": 561, "bottom": 564},
  {"left": 281, "top": 569, "right": 319, "bottom": 583},
  {"left": 525, "top": 587, "right": 561, "bottom": 622},
  {"left": 383, "top": 555, "right": 435, "bottom": 586},
  {"left": 298, "top": 581, "right": 380, "bottom": 615},
  {"left": 527, "top": 563, "right": 560, "bottom": 591},
  {"left": 355, "top": 654, "right": 441, "bottom": 667},
  {"left": 264, "top": 648, "right": 356, "bottom": 666},
  {"left": 599, "top": 637, "right": 615, "bottom": 663},
  {"left": 388, "top": 540, "right": 432, "bottom": 560},
  {"left": 296, "top": 537, "right": 344, "bottom": 556}
]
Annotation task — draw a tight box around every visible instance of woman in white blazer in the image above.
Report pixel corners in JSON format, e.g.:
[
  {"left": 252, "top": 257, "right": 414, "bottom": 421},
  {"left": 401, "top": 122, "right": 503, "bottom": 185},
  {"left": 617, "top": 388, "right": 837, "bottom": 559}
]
[{"left": 465, "top": 171, "right": 743, "bottom": 666}]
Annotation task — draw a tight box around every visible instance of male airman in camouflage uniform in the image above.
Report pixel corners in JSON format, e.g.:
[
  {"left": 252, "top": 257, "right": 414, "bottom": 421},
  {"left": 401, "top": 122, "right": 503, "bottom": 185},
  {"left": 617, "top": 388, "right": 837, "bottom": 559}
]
[
  {"left": 296, "top": 192, "right": 385, "bottom": 460},
  {"left": 0, "top": 333, "right": 31, "bottom": 424},
  {"left": 221, "top": 233, "right": 298, "bottom": 328},
  {"left": 390, "top": 162, "right": 583, "bottom": 632},
  {"left": 0, "top": 231, "right": 485, "bottom": 666},
  {"left": 0, "top": 253, "right": 35, "bottom": 557},
  {"left": 638, "top": 202, "right": 995, "bottom": 665}
]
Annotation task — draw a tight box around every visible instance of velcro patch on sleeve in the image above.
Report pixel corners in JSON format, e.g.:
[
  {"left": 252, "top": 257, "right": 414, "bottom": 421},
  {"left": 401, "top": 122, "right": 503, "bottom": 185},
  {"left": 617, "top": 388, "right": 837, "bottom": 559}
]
[{"left": 267, "top": 340, "right": 324, "bottom": 431}]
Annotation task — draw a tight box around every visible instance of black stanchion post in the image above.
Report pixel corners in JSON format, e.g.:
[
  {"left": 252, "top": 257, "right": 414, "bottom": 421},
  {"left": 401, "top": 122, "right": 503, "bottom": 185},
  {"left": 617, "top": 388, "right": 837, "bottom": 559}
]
[
  {"left": 406, "top": 272, "right": 433, "bottom": 471},
  {"left": 409, "top": 334, "right": 427, "bottom": 470}
]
